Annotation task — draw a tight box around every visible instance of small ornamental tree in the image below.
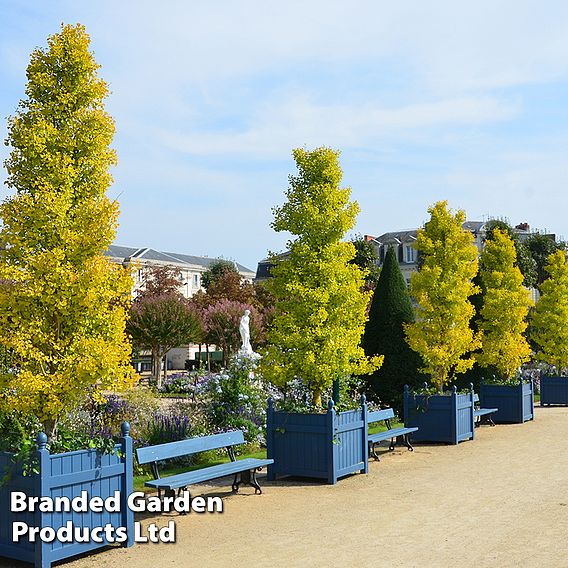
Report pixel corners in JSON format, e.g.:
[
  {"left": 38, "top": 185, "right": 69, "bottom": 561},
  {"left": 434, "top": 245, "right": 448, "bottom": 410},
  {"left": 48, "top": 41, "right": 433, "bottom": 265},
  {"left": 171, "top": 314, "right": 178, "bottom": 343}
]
[
  {"left": 201, "top": 259, "right": 239, "bottom": 291},
  {"left": 0, "top": 24, "right": 136, "bottom": 436},
  {"left": 139, "top": 264, "right": 185, "bottom": 297},
  {"left": 127, "top": 266, "right": 203, "bottom": 387},
  {"left": 350, "top": 234, "right": 381, "bottom": 288},
  {"left": 531, "top": 250, "right": 568, "bottom": 374},
  {"left": 262, "top": 147, "right": 382, "bottom": 407},
  {"left": 405, "top": 201, "right": 481, "bottom": 393},
  {"left": 362, "top": 245, "right": 423, "bottom": 410},
  {"left": 127, "top": 294, "right": 203, "bottom": 387},
  {"left": 476, "top": 229, "right": 533, "bottom": 380},
  {"left": 526, "top": 233, "right": 564, "bottom": 286},
  {"left": 485, "top": 219, "right": 537, "bottom": 288},
  {"left": 204, "top": 270, "right": 256, "bottom": 305}
]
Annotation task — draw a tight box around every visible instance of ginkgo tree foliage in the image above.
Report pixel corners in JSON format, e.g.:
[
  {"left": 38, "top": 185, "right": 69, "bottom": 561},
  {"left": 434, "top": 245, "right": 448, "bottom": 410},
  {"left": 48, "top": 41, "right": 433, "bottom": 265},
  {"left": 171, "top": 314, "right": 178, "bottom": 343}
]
[
  {"left": 0, "top": 24, "right": 136, "bottom": 437},
  {"left": 405, "top": 201, "right": 481, "bottom": 393},
  {"left": 476, "top": 229, "right": 533, "bottom": 380},
  {"left": 262, "top": 147, "right": 382, "bottom": 407},
  {"left": 531, "top": 250, "right": 568, "bottom": 374}
]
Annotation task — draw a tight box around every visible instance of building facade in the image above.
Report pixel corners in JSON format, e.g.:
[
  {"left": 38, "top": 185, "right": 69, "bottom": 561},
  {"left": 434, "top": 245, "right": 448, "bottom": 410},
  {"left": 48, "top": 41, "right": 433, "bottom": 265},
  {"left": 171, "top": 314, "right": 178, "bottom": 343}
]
[
  {"left": 366, "top": 221, "right": 552, "bottom": 303},
  {"left": 105, "top": 245, "right": 255, "bottom": 299},
  {"left": 366, "top": 221, "right": 488, "bottom": 285},
  {"left": 105, "top": 245, "right": 255, "bottom": 371}
]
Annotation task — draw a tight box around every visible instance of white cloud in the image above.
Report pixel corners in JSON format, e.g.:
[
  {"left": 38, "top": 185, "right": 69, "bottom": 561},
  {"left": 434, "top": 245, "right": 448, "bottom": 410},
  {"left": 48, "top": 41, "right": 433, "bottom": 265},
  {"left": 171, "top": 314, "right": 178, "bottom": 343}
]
[{"left": 153, "top": 93, "right": 519, "bottom": 159}]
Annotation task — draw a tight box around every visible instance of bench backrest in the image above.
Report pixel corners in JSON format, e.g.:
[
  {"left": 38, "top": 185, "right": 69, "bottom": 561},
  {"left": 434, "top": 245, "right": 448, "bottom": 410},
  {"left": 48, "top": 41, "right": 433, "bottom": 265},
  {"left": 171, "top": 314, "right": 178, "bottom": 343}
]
[
  {"left": 368, "top": 408, "right": 395, "bottom": 424},
  {"left": 136, "top": 430, "right": 245, "bottom": 465}
]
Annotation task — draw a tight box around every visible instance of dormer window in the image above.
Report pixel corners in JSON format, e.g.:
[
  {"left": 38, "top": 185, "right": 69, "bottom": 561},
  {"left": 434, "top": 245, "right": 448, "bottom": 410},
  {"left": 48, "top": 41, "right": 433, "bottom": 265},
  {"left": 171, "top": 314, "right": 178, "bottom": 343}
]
[{"left": 405, "top": 245, "right": 417, "bottom": 263}]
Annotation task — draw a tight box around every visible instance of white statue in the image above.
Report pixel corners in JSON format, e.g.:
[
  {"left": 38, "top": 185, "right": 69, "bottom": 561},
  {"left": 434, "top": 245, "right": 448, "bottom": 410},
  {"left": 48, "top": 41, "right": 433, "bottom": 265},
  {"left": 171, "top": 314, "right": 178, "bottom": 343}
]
[{"left": 239, "top": 309, "right": 253, "bottom": 355}]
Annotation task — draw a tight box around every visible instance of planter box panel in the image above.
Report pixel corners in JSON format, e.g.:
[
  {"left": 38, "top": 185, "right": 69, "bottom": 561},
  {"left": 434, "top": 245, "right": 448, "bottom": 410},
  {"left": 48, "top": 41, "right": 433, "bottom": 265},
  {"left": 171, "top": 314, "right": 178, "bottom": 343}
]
[
  {"left": 479, "top": 381, "right": 534, "bottom": 423},
  {"left": 522, "top": 383, "right": 534, "bottom": 421},
  {"left": 269, "top": 412, "right": 329, "bottom": 479},
  {"left": 335, "top": 409, "right": 366, "bottom": 478},
  {"left": 408, "top": 409, "right": 452, "bottom": 444},
  {"left": 540, "top": 377, "right": 568, "bottom": 406},
  {"left": 456, "top": 395, "right": 475, "bottom": 442},
  {"left": 266, "top": 402, "right": 367, "bottom": 484},
  {"left": 0, "top": 456, "right": 36, "bottom": 562},
  {"left": 0, "top": 426, "right": 134, "bottom": 568},
  {"left": 404, "top": 389, "right": 474, "bottom": 444}
]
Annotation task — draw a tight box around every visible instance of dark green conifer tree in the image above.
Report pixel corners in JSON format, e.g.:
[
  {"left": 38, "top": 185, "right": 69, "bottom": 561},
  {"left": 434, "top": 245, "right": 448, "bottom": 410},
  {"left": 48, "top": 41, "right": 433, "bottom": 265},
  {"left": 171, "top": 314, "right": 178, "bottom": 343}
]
[{"left": 362, "top": 246, "right": 423, "bottom": 411}]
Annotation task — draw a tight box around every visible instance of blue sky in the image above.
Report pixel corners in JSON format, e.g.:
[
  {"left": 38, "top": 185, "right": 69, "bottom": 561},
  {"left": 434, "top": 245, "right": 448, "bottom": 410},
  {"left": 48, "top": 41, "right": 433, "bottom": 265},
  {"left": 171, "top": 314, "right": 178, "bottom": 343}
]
[{"left": 1, "top": 1, "right": 567, "bottom": 270}]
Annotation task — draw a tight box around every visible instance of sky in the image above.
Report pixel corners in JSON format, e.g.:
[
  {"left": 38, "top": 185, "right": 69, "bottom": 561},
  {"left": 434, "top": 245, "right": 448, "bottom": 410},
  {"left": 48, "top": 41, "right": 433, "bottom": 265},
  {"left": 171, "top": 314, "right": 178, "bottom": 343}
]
[{"left": 1, "top": 1, "right": 567, "bottom": 271}]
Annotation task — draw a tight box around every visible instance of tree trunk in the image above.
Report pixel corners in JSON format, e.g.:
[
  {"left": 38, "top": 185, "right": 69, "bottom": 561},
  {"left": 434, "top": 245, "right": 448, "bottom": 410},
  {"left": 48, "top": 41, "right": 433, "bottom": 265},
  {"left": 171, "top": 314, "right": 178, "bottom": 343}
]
[
  {"left": 435, "top": 369, "right": 444, "bottom": 394},
  {"left": 206, "top": 343, "right": 211, "bottom": 371},
  {"left": 42, "top": 419, "right": 57, "bottom": 441},
  {"left": 162, "top": 352, "right": 168, "bottom": 388},
  {"left": 312, "top": 390, "right": 322, "bottom": 408},
  {"left": 152, "top": 347, "right": 161, "bottom": 388}
]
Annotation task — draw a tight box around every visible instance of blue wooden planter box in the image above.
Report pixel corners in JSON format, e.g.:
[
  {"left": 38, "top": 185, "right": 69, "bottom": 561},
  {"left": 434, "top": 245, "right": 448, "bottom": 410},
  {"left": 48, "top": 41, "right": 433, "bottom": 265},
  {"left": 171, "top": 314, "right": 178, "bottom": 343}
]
[
  {"left": 266, "top": 397, "right": 368, "bottom": 484},
  {"left": 479, "top": 379, "right": 534, "bottom": 423},
  {"left": 540, "top": 376, "right": 568, "bottom": 406},
  {"left": 0, "top": 423, "right": 134, "bottom": 568},
  {"left": 403, "top": 385, "right": 475, "bottom": 444}
]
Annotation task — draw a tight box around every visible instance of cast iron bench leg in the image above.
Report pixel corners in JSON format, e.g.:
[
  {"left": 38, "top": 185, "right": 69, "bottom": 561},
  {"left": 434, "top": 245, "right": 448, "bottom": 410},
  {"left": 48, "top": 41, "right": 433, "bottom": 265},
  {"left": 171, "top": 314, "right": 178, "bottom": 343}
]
[
  {"left": 389, "top": 434, "right": 414, "bottom": 452},
  {"left": 369, "top": 442, "right": 381, "bottom": 461},
  {"left": 232, "top": 468, "right": 263, "bottom": 494},
  {"left": 402, "top": 434, "right": 414, "bottom": 451},
  {"left": 477, "top": 414, "right": 496, "bottom": 427},
  {"left": 178, "top": 487, "right": 190, "bottom": 515}
]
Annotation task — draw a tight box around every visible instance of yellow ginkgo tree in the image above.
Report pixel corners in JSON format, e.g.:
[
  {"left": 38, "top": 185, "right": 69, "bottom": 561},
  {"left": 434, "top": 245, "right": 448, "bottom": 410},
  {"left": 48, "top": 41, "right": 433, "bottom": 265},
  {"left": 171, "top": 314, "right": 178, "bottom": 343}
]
[
  {"left": 405, "top": 201, "right": 481, "bottom": 393},
  {"left": 531, "top": 249, "right": 568, "bottom": 374},
  {"left": 476, "top": 229, "right": 533, "bottom": 380},
  {"left": 0, "top": 24, "right": 137, "bottom": 437},
  {"left": 262, "top": 147, "right": 382, "bottom": 407}
]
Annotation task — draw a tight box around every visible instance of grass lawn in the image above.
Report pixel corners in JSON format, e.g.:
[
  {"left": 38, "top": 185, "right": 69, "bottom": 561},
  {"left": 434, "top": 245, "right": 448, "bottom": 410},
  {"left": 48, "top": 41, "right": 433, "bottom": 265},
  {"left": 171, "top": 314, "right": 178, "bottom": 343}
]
[{"left": 368, "top": 419, "right": 403, "bottom": 435}]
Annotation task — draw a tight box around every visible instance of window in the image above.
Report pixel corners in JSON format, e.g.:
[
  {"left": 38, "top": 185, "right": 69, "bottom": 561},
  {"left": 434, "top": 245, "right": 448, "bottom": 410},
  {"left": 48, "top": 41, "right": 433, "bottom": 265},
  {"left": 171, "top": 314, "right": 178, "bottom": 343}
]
[
  {"left": 193, "top": 274, "right": 199, "bottom": 288},
  {"left": 405, "top": 245, "right": 416, "bottom": 263}
]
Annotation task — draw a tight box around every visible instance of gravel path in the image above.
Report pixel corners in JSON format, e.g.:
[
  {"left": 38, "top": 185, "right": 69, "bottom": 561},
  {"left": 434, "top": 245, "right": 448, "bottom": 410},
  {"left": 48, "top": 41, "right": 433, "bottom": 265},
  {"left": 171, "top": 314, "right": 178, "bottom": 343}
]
[{"left": 3, "top": 406, "right": 568, "bottom": 568}]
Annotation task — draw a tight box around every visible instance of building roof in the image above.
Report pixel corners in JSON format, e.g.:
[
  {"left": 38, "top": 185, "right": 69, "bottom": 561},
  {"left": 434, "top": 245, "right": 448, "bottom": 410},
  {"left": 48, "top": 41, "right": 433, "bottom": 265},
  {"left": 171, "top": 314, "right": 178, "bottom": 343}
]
[
  {"left": 461, "top": 221, "right": 485, "bottom": 233},
  {"left": 374, "top": 222, "right": 486, "bottom": 244},
  {"left": 257, "top": 251, "right": 291, "bottom": 264},
  {"left": 105, "top": 245, "right": 254, "bottom": 275},
  {"left": 374, "top": 229, "right": 419, "bottom": 244}
]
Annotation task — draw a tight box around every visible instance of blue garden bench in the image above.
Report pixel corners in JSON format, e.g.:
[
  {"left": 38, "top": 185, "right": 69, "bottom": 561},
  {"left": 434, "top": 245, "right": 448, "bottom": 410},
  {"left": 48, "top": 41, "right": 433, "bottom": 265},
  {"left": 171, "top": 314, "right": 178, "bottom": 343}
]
[
  {"left": 368, "top": 408, "right": 418, "bottom": 460},
  {"left": 136, "top": 430, "right": 274, "bottom": 501},
  {"left": 473, "top": 393, "right": 497, "bottom": 426}
]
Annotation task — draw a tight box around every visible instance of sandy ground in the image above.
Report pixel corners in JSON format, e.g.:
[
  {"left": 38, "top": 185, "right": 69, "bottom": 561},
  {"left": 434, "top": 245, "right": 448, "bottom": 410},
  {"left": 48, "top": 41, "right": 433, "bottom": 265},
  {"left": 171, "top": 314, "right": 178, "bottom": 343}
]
[{"left": 3, "top": 406, "right": 568, "bottom": 568}]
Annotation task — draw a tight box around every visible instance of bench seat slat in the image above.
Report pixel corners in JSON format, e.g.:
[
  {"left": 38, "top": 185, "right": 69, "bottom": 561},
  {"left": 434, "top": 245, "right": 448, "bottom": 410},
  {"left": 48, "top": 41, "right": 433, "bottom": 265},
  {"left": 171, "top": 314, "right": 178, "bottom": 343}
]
[
  {"left": 144, "top": 458, "right": 274, "bottom": 490},
  {"left": 369, "top": 427, "right": 418, "bottom": 444},
  {"left": 474, "top": 408, "right": 498, "bottom": 417}
]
